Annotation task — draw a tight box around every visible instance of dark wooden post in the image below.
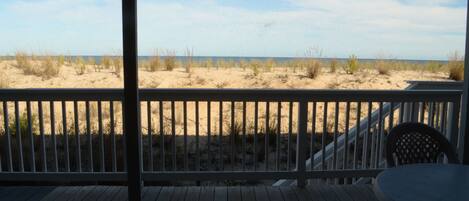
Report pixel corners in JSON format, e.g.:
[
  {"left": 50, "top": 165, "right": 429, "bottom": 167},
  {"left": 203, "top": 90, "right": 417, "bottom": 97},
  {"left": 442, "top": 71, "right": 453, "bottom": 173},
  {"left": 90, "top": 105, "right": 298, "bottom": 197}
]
[
  {"left": 461, "top": 0, "right": 469, "bottom": 164},
  {"left": 122, "top": 0, "right": 142, "bottom": 199},
  {"left": 296, "top": 100, "right": 308, "bottom": 187}
]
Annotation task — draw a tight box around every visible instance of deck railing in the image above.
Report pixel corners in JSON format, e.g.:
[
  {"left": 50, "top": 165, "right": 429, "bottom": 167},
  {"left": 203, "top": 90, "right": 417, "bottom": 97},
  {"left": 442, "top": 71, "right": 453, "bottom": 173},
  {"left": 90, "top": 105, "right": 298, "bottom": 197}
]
[{"left": 0, "top": 87, "right": 462, "bottom": 186}]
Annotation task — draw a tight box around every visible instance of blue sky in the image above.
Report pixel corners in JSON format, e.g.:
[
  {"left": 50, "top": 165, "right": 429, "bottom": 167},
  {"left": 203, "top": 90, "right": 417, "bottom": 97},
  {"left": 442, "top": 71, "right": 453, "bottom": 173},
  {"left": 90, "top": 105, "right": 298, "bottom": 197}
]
[{"left": 0, "top": 0, "right": 467, "bottom": 60}]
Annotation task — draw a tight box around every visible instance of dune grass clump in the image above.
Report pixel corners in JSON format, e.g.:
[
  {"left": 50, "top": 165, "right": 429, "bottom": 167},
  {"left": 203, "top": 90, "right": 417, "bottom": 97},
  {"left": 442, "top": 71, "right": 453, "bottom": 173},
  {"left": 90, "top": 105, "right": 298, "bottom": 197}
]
[
  {"left": 185, "top": 48, "right": 194, "bottom": 73},
  {"left": 164, "top": 50, "right": 177, "bottom": 71},
  {"left": 113, "top": 57, "right": 123, "bottom": 78},
  {"left": 264, "top": 58, "right": 275, "bottom": 72},
  {"left": 41, "top": 57, "right": 60, "bottom": 79},
  {"left": 344, "top": 54, "right": 359, "bottom": 74},
  {"left": 100, "top": 56, "right": 112, "bottom": 71},
  {"left": 203, "top": 58, "right": 213, "bottom": 70},
  {"left": 250, "top": 60, "right": 262, "bottom": 77},
  {"left": 448, "top": 52, "right": 464, "bottom": 81},
  {"left": 305, "top": 59, "right": 321, "bottom": 79},
  {"left": 75, "top": 57, "right": 87, "bottom": 75},
  {"left": 329, "top": 59, "right": 338, "bottom": 73},
  {"left": 425, "top": 61, "right": 443, "bottom": 73},
  {"left": 0, "top": 69, "right": 8, "bottom": 88},
  {"left": 8, "top": 112, "right": 38, "bottom": 137},
  {"left": 56, "top": 55, "right": 65, "bottom": 66},
  {"left": 375, "top": 60, "right": 390, "bottom": 75},
  {"left": 148, "top": 51, "right": 161, "bottom": 72},
  {"left": 15, "top": 52, "right": 35, "bottom": 74}
]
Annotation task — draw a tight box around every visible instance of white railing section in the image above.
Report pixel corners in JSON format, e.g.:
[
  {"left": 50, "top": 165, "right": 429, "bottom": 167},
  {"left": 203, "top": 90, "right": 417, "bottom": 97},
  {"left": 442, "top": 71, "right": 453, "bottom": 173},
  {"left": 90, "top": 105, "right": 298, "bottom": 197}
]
[
  {"left": 0, "top": 86, "right": 462, "bottom": 186},
  {"left": 274, "top": 81, "right": 464, "bottom": 186}
]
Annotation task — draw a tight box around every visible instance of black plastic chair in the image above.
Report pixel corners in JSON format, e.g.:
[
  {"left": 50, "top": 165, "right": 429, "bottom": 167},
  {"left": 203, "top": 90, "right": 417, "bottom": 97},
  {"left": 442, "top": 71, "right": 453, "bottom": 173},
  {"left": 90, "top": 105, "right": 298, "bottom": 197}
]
[{"left": 386, "top": 122, "right": 459, "bottom": 167}]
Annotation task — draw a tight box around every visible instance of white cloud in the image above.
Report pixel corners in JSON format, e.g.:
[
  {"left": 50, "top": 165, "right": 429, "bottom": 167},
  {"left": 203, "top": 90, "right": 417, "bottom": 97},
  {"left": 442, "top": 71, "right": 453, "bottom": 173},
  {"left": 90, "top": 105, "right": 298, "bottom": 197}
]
[{"left": 0, "top": 0, "right": 466, "bottom": 59}]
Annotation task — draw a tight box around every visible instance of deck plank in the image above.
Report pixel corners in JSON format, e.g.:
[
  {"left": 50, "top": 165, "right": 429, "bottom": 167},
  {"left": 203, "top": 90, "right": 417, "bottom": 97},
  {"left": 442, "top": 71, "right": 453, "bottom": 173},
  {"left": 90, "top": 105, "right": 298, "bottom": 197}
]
[
  {"left": 184, "top": 186, "right": 201, "bottom": 201},
  {"left": 293, "top": 187, "right": 312, "bottom": 201},
  {"left": 26, "top": 187, "right": 56, "bottom": 201},
  {"left": 70, "top": 186, "right": 96, "bottom": 201},
  {"left": 171, "top": 186, "right": 187, "bottom": 201},
  {"left": 41, "top": 186, "right": 74, "bottom": 201},
  {"left": 198, "top": 186, "right": 214, "bottom": 201},
  {"left": 111, "top": 187, "right": 128, "bottom": 201},
  {"left": 265, "top": 186, "right": 284, "bottom": 201},
  {"left": 254, "top": 186, "right": 269, "bottom": 201},
  {"left": 316, "top": 184, "right": 340, "bottom": 201},
  {"left": 97, "top": 186, "right": 120, "bottom": 201},
  {"left": 241, "top": 186, "right": 255, "bottom": 201},
  {"left": 341, "top": 185, "right": 366, "bottom": 201},
  {"left": 82, "top": 186, "right": 110, "bottom": 201},
  {"left": 157, "top": 186, "right": 175, "bottom": 201},
  {"left": 0, "top": 184, "right": 379, "bottom": 201},
  {"left": 227, "top": 186, "right": 241, "bottom": 201},
  {"left": 350, "top": 185, "right": 376, "bottom": 201},
  {"left": 143, "top": 187, "right": 162, "bottom": 201},
  {"left": 52, "top": 186, "right": 81, "bottom": 201},
  {"left": 306, "top": 185, "right": 326, "bottom": 201},
  {"left": 213, "top": 187, "right": 227, "bottom": 201},
  {"left": 329, "top": 186, "right": 354, "bottom": 201},
  {"left": 279, "top": 186, "right": 298, "bottom": 201}
]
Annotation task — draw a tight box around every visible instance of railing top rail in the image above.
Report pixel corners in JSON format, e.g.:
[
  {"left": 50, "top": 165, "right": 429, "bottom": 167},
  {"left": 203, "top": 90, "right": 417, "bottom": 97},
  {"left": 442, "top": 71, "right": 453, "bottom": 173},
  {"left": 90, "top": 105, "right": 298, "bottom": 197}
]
[{"left": 0, "top": 88, "right": 462, "bottom": 102}]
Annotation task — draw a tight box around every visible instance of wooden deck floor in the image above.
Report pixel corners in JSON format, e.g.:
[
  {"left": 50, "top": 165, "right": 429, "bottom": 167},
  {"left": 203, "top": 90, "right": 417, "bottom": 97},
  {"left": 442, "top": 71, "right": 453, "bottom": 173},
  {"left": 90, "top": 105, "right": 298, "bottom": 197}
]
[{"left": 0, "top": 185, "right": 378, "bottom": 201}]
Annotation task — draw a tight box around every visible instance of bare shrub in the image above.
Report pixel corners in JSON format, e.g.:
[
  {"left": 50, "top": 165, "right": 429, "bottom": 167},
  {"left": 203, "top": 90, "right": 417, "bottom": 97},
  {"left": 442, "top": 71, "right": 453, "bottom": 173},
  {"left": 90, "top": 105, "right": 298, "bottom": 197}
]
[
  {"left": 250, "top": 60, "right": 261, "bottom": 76},
  {"left": 425, "top": 61, "right": 443, "bottom": 73},
  {"left": 75, "top": 57, "right": 87, "bottom": 75},
  {"left": 329, "top": 59, "right": 338, "bottom": 73},
  {"left": 164, "top": 50, "right": 176, "bottom": 71},
  {"left": 203, "top": 59, "right": 213, "bottom": 70},
  {"left": 148, "top": 50, "right": 161, "bottom": 72},
  {"left": 185, "top": 48, "right": 194, "bottom": 73},
  {"left": 305, "top": 59, "right": 321, "bottom": 79},
  {"left": 56, "top": 55, "right": 65, "bottom": 66},
  {"left": 448, "top": 51, "right": 464, "bottom": 81},
  {"left": 376, "top": 60, "right": 390, "bottom": 75},
  {"left": 100, "top": 56, "right": 112, "bottom": 71},
  {"left": 113, "top": 57, "right": 123, "bottom": 78},
  {"left": 344, "top": 54, "right": 359, "bottom": 74},
  {"left": 265, "top": 58, "right": 275, "bottom": 72},
  {"left": 41, "top": 57, "right": 60, "bottom": 79},
  {"left": 0, "top": 69, "right": 8, "bottom": 88},
  {"left": 15, "top": 52, "right": 35, "bottom": 74}
]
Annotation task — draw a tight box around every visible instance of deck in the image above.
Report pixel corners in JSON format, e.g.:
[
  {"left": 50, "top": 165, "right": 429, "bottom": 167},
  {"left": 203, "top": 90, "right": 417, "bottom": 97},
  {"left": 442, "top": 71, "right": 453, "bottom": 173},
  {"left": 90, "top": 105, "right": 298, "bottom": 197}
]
[{"left": 0, "top": 185, "right": 378, "bottom": 201}]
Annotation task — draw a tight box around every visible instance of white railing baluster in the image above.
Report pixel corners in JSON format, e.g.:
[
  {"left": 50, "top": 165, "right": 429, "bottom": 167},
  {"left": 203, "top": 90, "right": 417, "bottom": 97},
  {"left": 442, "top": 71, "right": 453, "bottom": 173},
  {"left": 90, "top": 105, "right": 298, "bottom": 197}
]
[
  {"left": 147, "top": 101, "right": 153, "bottom": 171},
  {"left": 195, "top": 101, "right": 200, "bottom": 171},
  {"left": 50, "top": 101, "right": 58, "bottom": 172},
  {"left": 14, "top": 101, "right": 24, "bottom": 172},
  {"left": 254, "top": 101, "right": 258, "bottom": 171},
  {"left": 206, "top": 101, "right": 211, "bottom": 171},
  {"left": 110, "top": 101, "right": 116, "bottom": 172},
  {"left": 26, "top": 101, "right": 35, "bottom": 172},
  {"left": 265, "top": 102, "right": 270, "bottom": 171},
  {"left": 3, "top": 102, "right": 13, "bottom": 171},
  {"left": 62, "top": 101, "right": 70, "bottom": 172},
  {"left": 98, "top": 101, "right": 105, "bottom": 172},
  {"left": 73, "top": 101, "right": 81, "bottom": 172},
  {"left": 183, "top": 101, "right": 188, "bottom": 171},
  {"left": 287, "top": 102, "right": 293, "bottom": 171},
  {"left": 85, "top": 101, "right": 92, "bottom": 172},
  {"left": 276, "top": 102, "right": 281, "bottom": 171}
]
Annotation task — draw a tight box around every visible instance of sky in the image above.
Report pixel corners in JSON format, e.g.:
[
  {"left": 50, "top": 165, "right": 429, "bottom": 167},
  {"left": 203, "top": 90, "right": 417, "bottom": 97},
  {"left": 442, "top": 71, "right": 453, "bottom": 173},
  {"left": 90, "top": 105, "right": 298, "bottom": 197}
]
[{"left": 0, "top": 0, "right": 467, "bottom": 60}]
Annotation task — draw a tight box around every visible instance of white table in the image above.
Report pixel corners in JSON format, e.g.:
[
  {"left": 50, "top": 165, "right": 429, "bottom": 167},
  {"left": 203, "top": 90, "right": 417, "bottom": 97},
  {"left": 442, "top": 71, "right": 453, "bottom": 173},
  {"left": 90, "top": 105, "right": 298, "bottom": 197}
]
[{"left": 374, "top": 164, "right": 469, "bottom": 201}]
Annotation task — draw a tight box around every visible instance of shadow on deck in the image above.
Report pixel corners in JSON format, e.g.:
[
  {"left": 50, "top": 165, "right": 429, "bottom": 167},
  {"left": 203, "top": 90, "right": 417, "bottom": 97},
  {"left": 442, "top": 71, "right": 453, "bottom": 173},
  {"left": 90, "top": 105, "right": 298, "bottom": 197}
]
[{"left": 0, "top": 185, "right": 378, "bottom": 201}]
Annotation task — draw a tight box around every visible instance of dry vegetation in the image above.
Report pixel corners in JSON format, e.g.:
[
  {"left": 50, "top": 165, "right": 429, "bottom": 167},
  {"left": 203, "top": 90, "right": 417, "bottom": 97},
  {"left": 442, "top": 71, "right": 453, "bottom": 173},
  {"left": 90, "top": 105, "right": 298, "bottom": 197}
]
[
  {"left": 0, "top": 51, "right": 463, "bottom": 90},
  {"left": 448, "top": 51, "right": 464, "bottom": 81}
]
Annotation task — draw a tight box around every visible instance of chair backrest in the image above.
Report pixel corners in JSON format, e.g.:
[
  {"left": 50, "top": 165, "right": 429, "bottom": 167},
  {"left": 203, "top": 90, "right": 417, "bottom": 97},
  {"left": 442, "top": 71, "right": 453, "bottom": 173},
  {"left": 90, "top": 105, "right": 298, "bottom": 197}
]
[{"left": 386, "top": 122, "right": 459, "bottom": 167}]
